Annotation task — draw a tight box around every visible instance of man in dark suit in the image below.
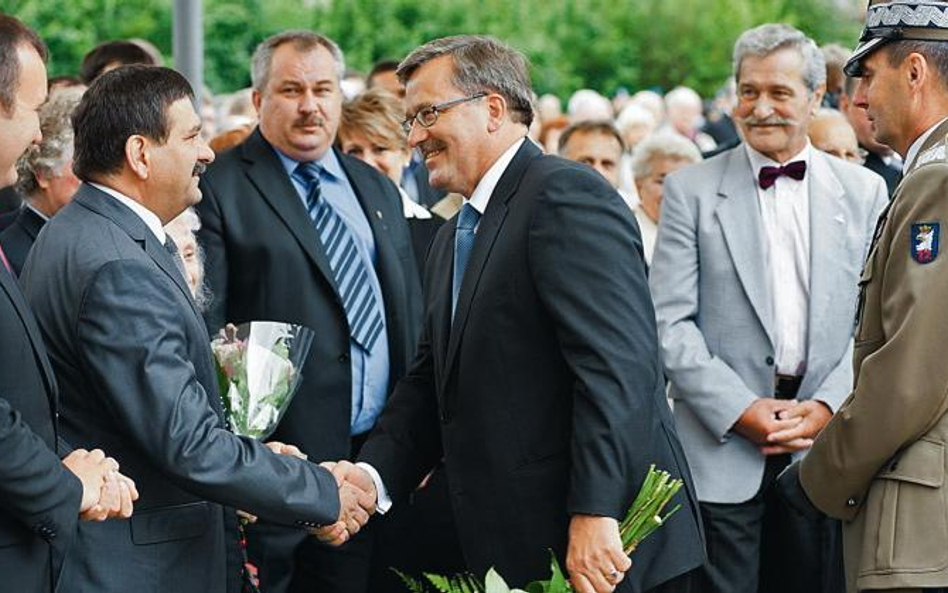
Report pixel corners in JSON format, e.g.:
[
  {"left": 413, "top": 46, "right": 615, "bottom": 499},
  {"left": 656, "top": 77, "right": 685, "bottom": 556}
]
[
  {"left": 0, "top": 15, "right": 137, "bottom": 593},
  {"left": 21, "top": 65, "right": 373, "bottom": 593},
  {"left": 318, "top": 35, "right": 705, "bottom": 593},
  {"left": 195, "top": 31, "right": 421, "bottom": 593},
  {"left": 0, "top": 85, "right": 83, "bottom": 276}
]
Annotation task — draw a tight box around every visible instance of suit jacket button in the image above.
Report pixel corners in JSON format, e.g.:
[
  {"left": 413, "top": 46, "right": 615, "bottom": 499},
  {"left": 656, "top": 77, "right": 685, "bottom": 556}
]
[
  {"left": 846, "top": 498, "right": 857, "bottom": 507},
  {"left": 765, "top": 356, "right": 775, "bottom": 366},
  {"left": 338, "top": 353, "right": 350, "bottom": 363}
]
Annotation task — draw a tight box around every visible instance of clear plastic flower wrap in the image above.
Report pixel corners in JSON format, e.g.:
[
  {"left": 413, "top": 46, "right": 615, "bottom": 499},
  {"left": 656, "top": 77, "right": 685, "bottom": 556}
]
[{"left": 211, "top": 321, "right": 315, "bottom": 439}]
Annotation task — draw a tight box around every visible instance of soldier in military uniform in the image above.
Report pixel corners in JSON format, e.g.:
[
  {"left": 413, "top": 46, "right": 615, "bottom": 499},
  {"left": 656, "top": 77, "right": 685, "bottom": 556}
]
[{"left": 778, "top": 1, "right": 948, "bottom": 592}]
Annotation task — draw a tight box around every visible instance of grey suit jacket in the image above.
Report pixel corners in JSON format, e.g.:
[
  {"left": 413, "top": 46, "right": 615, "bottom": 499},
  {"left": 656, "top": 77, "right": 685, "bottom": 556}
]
[
  {"left": 20, "top": 184, "right": 340, "bottom": 593},
  {"left": 650, "top": 145, "right": 888, "bottom": 504}
]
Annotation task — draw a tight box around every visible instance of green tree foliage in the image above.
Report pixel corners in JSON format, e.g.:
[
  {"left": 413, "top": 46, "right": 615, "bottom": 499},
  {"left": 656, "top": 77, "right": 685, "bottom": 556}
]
[{"left": 6, "top": 0, "right": 860, "bottom": 98}]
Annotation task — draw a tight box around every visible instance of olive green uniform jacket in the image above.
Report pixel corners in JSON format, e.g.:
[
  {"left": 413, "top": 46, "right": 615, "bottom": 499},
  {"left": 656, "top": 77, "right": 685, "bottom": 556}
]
[{"left": 801, "top": 118, "right": 948, "bottom": 592}]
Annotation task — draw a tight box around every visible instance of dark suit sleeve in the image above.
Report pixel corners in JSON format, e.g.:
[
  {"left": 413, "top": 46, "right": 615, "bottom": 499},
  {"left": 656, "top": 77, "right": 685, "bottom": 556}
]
[
  {"left": 527, "top": 166, "right": 663, "bottom": 518},
  {"left": 76, "top": 259, "right": 340, "bottom": 526},
  {"left": 195, "top": 178, "right": 228, "bottom": 334},
  {"left": 0, "top": 394, "right": 81, "bottom": 553},
  {"left": 358, "top": 312, "right": 443, "bottom": 502}
]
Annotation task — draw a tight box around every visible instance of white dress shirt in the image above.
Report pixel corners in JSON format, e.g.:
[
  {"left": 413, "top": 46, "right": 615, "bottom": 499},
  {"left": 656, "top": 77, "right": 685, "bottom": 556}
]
[
  {"left": 632, "top": 206, "right": 658, "bottom": 266},
  {"left": 746, "top": 143, "right": 812, "bottom": 376},
  {"left": 89, "top": 182, "right": 166, "bottom": 243},
  {"left": 360, "top": 136, "right": 528, "bottom": 514},
  {"left": 466, "top": 137, "right": 526, "bottom": 217}
]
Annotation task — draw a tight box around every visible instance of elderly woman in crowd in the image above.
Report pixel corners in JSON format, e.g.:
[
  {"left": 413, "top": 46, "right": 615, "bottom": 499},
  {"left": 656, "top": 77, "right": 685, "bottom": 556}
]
[
  {"left": 337, "top": 87, "right": 442, "bottom": 272},
  {"left": 0, "top": 87, "right": 84, "bottom": 276},
  {"left": 164, "top": 207, "right": 211, "bottom": 311},
  {"left": 630, "top": 131, "right": 702, "bottom": 265}
]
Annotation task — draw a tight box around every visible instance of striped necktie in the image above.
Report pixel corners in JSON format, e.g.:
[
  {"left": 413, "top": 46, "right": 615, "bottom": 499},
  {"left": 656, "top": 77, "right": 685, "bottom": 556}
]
[{"left": 295, "top": 161, "right": 384, "bottom": 352}]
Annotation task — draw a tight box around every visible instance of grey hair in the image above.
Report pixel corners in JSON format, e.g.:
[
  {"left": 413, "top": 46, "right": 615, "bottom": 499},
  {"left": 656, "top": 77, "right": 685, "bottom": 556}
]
[
  {"left": 164, "top": 207, "right": 212, "bottom": 311},
  {"left": 251, "top": 30, "right": 346, "bottom": 92},
  {"left": 733, "top": 23, "right": 826, "bottom": 93},
  {"left": 16, "top": 87, "right": 84, "bottom": 197},
  {"left": 397, "top": 35, "right": 534, "bottom": 128},
  {"left": 630, "top": 131, "right": 702, "bottom": 179}
]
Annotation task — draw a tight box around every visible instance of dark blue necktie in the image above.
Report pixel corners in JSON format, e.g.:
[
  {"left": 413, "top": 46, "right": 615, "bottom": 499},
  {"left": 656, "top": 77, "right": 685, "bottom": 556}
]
[
  {"left": 295, "top": 162, "right": 384, "bottom": 352},
  {"left": 452, "top": 203, "right": 481, "bottom": 316}
]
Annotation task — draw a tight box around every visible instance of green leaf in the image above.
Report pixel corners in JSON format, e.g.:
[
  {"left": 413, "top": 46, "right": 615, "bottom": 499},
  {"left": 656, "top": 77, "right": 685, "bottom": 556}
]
[{"left": 484, "top": 569, "right": 511, "bottom": 593}]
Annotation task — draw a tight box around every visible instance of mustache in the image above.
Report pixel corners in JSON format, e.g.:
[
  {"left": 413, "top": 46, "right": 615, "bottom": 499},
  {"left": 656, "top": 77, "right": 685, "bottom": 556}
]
[
  {"left": 294, "top": 115, "right": 326, "bottom": 128},
  {"left": 192, "top": 162, "right": 207, "bottom": 176},
  {"left": 418, "top": 139, "right": 446, "bottom": 157},
  {"left": 739, "top": 114, "right": 792, "bottom": 127}
]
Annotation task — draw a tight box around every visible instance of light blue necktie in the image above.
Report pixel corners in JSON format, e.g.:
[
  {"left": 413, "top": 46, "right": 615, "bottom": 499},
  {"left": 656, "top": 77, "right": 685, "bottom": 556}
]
[
  {"left": 452, "top": 203, "right": 481, "bottom": 316},
  {"left": 295, "top": 161, "right": 384, "bottom": 352}
]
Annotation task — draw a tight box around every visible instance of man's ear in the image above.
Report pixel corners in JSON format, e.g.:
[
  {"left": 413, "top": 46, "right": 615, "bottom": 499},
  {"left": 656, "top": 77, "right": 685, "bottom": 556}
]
[
  {"left": 125, "top": 135, "right": 149, "bottom": 180},
  {"left": 810, "top": 83, "right": 826, "bottom": 116},
  {"left": 486, "top": 93, "right": 508, "bottom": 133}
]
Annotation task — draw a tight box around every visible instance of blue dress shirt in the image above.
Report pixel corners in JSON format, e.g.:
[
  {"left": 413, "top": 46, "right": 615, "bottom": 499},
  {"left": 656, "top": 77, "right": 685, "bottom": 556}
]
[{"left": 276, "top": 148, "right": 391, "bottom": 436}]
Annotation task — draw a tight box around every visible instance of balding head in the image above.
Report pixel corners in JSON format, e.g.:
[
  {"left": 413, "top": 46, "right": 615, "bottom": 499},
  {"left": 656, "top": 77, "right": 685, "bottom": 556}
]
[{"left": 809, "top": 109, "right": 861, "bottom": 163}]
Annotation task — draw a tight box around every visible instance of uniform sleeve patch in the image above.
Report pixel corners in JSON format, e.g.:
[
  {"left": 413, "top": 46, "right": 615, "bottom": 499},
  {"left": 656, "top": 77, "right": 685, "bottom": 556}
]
[{"left": 911, "top": 222, "right": 940, "bottom": 264}]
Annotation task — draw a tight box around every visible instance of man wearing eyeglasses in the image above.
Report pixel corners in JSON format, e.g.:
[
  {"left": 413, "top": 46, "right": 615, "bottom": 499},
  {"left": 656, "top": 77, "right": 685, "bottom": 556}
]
[
  {"left": 316, "top": 35, "right": 705, "bottom": 593},
  {"left": 194, "top": 30, "right": 422, "bottom": 593}
]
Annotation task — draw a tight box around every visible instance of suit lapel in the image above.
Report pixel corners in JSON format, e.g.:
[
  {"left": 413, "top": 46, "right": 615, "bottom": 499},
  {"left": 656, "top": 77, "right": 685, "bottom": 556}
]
[
  {"left": 75, "top": 186, "right": 208, "bottom": 336},
  {"left": 0, "top": 264, "right": 58, "bottom": 406},
  {"left": 799, "top": 152, "right": 847, "bottom": 392},
  {"left": 439, "top": 140, "right": 538, "bottom": 397},
  {"left": 241, "top": 131, "right": 340, "bottom": 297},
  {"left": 715, "top": 147, "right": 775, "bottom": 347}
]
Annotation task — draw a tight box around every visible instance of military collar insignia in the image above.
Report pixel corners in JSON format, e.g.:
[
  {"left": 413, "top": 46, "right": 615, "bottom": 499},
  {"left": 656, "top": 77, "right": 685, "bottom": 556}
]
[
  {"left": 911, "top": 222, "right": 940, "bottom": 263},
  {"left": 915, "top": 143, "right": 947, "bottom": 168}
]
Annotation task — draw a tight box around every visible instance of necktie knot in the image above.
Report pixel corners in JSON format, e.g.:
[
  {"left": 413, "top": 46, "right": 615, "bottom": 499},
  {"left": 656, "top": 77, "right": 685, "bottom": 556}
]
[
  {"left": 758, "top": 160, "right": 807, "bottom": 190},
  {"left": 457, "top": 203, "right": 481, "bottom": 231},
  {"left": 294, "top": 161, "right": 322, "bottom": 186}
]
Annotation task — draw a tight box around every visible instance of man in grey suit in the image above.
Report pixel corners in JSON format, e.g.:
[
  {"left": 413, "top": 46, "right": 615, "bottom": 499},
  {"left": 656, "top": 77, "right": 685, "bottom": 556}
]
[
  {"left": 20, "top": 65, "right": 375, "bottom": 593},
  {"left": 650, "top": 23, "right": 888, "bottom": 593}
]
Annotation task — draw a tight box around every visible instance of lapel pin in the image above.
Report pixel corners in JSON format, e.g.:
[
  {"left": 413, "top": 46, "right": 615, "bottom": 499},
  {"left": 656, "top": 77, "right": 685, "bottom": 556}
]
[{"left": 376, "top": 210, "right": 383, "bottom": 220}]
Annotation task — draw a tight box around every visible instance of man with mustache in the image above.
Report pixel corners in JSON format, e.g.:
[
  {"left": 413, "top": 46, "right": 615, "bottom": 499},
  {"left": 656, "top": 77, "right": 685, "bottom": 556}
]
[
  {"left": 649, "top": 23, "right": 888, "bottom": 593},
  {"left": 195, "top": 31, "right": 422, "bottom": 593},
  {"left": 20, "top": 65, "right": 366, "bottom": 593}
]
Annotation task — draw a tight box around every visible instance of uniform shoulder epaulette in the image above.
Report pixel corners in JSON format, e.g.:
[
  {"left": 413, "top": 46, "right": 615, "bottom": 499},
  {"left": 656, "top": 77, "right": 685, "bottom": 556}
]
[{"left": 915, "top": 136, "right": 948, "bottom": 168}]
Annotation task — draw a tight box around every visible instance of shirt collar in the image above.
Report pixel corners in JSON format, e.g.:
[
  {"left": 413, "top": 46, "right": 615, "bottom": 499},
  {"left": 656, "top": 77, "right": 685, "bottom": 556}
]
[
  {"left": 89, "top": 182, "right": 165, "bottom": 242},
  {"left": 465, "top": 137, "right": 526, "bottom": 215},
  {"left": 903, "top": 115, "right": 948, "bottom": 174},
  {"left": 25, "top": 203, "right": 49, "bottom": 222},
  {"left": 745, "top": 141, "right": 812, "bottom": 176},
  {"left": 275, "top": 145, "right": 344, "bottom": 182}
]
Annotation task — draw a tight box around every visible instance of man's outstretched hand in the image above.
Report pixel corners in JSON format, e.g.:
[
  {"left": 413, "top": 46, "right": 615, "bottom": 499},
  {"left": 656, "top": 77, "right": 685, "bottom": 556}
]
[{"left": 310, "top": 460, "right": 377, "bottom": 546}]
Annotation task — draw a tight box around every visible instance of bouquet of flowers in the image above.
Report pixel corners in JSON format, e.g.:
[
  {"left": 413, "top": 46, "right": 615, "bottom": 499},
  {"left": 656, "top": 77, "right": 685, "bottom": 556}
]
[
  {"left": 398, "top": 465, "right": 684, "bottom": 593},
  {"left": 211, "top": 321, "right": 315, "bottom": 439}
]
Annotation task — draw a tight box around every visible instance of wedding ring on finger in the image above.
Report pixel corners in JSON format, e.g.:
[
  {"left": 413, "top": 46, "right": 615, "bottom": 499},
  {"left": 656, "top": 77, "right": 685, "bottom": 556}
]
[{"left": 606, "top": 568, "right": 621, "bottom": 583}]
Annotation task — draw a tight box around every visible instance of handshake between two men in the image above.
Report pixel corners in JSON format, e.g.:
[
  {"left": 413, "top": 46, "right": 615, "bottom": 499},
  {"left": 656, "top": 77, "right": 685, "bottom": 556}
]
[{"left": 260, "top": 442, "right": 378, "bottom": 543}]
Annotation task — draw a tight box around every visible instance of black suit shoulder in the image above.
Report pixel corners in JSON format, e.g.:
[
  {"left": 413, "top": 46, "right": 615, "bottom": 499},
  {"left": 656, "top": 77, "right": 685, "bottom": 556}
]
[{"left": 0, "top": 208, "right": 46, "bottom": 277}]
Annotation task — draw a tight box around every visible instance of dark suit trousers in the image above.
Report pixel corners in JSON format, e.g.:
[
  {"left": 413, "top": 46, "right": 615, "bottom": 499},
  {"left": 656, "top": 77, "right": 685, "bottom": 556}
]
[{"left": 695, "top": 453, "right": 844, "bottom": 593}]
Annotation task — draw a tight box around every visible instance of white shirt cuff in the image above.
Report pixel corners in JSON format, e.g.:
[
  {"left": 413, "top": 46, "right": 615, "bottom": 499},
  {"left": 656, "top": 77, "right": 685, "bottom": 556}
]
[{"left": 356, "top": 462, "right": 392, "bottom": 514}]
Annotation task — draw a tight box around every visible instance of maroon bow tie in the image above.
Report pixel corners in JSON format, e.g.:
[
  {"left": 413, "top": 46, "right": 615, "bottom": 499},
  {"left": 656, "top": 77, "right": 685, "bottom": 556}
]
[{"left": 758, "top": 160, "right": 807, "bottom": 190}]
